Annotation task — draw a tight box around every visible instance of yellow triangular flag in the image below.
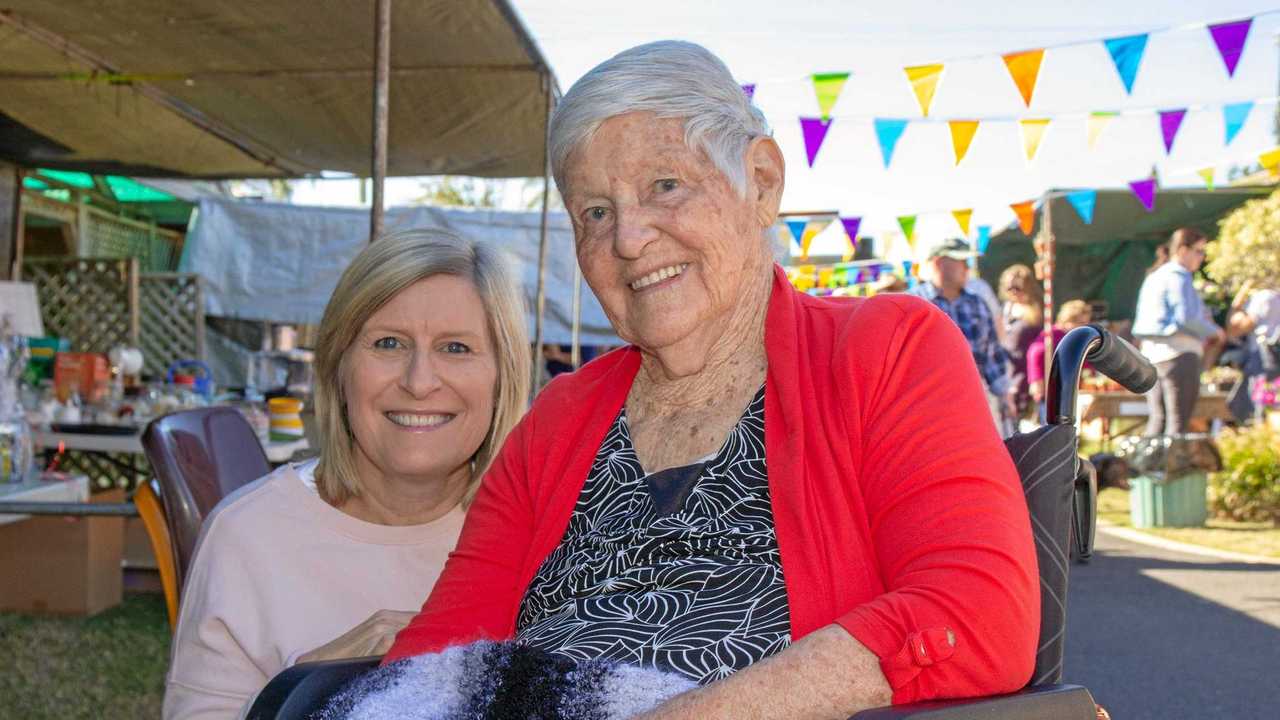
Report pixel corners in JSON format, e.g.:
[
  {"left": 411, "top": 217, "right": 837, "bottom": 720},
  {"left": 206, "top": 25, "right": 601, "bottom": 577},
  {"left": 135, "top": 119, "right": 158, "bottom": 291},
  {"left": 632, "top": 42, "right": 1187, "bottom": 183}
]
[
  {"left": 1260, "top": 148, "right": 1280, "bottom": 175},
  {"left": 1010, "top": 200, "right": 1036, "bottom": 236},
  {"left": 1087, "top": 112, "right": 1117, "bottom": 149},
  {"left": 1197, "top": 167, "right": 1215, "bottom": 191},
  {"left": 798, "top": 218, "right": 833, "bottom": 260},
  {"left": 948, "top": 120, "right": 980, "bottom": 165},
  {"left": 903, "top": 64, "right": 944, "bottom": 116},
  {"left": 1019, "top": 118, "right": 1050, "bottom": 162},
  {"left": 1003, "top": 49, "right": 1045, "bottom": 107},
  {"left": 952, "top": 209, "right": 973, "bottom": 236}
]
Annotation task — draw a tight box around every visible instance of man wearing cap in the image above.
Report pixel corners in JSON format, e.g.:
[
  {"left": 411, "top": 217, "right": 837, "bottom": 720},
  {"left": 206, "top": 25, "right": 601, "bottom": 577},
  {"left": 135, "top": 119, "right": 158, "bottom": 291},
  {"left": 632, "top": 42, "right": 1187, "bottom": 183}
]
[{"left": 912, "top": 239, "right": 1014, "bottom": 431}]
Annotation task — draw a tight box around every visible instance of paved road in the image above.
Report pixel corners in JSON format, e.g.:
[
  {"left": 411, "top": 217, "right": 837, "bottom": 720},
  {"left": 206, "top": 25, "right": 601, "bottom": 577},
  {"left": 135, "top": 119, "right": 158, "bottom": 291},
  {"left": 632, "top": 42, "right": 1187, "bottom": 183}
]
[{"left": 1064, "top": 530, "right": 1280, "bottom": 719}]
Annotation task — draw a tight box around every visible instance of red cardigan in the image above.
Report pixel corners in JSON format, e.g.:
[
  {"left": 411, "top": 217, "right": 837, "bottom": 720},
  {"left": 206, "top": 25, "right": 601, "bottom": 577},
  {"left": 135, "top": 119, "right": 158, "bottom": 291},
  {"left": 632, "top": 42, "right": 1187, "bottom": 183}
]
[{"left": 386, "top": 266, "right": 1039, "bottom": 705}]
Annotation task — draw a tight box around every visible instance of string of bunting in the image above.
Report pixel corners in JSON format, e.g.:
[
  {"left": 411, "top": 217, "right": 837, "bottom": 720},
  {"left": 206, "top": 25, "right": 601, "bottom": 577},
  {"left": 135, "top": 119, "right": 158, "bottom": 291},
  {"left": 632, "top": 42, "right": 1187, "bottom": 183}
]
[{"left": 739, "top": 13, "right": 1265, "bottom": 168}]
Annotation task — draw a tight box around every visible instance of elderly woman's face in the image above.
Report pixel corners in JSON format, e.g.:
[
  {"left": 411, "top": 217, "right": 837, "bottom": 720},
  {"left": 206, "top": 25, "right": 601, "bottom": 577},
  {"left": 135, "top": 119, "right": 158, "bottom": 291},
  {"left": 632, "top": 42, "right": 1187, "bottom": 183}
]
[
  {"left": 562, "top": 113, "right": 776, "bottom": 352},
  {"left": 341, "top": 274, "right": 497, "bottom": 488}
]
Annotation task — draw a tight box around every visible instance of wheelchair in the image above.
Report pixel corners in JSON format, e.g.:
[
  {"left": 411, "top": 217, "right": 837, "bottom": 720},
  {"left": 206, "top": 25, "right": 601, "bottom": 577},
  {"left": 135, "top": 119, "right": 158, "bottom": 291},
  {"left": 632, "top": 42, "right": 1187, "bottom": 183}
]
[{"left": 247, "top": 324, "right": 1155, "bottom": 720}]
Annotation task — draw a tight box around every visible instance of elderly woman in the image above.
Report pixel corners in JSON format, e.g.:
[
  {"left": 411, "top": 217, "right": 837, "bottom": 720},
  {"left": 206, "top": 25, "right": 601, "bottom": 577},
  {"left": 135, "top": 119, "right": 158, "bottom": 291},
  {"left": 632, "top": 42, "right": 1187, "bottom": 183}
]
[
  {"left": 382, "top": 42, "right": 1037, "bottom": 717},
  {"left": 163, "top": 229, "right": 529, "bottom": 719}
]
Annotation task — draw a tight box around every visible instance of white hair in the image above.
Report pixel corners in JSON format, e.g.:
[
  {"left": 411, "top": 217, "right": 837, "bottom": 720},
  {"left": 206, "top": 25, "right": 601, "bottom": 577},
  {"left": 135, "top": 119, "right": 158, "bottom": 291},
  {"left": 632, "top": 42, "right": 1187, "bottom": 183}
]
[{"left": 549, "top": 40, "right": 771, "bottom": 197}]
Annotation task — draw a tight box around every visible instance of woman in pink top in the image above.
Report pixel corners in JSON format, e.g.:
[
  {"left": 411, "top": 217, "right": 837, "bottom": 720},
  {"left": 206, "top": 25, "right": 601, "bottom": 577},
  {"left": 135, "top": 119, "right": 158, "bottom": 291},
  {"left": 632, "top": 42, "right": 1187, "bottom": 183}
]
[{"left": 162, "top": 229, "right": 530, "bottom": 719}]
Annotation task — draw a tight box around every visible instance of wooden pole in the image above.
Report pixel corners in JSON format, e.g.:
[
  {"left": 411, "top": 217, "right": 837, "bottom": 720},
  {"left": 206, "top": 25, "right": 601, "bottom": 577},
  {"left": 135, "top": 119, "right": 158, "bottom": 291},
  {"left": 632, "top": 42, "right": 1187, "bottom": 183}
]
[
  {"left": 531, "top": 75, "right": 553, "bottom": 394},
  {"left": 369, "top": 0, "right": 391, "bottom": 242},
  {"left": 1041, "top": 194, "right": 1056, "bottom": 388}
]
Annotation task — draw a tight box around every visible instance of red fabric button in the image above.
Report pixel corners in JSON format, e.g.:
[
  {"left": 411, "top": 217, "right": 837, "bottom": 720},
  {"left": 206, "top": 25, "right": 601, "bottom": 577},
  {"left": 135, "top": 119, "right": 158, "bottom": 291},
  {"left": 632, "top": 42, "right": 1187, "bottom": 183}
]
[{"left": 909, "top": 627, "right": 958, "bottom": 667}]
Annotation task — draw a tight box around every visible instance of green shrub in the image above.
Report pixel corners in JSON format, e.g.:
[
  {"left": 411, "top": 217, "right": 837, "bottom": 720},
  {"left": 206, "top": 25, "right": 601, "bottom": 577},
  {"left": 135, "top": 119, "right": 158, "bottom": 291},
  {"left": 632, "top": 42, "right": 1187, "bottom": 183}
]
[{"left": 1209, "top": 424, "right": 1280, "bottom": 524}]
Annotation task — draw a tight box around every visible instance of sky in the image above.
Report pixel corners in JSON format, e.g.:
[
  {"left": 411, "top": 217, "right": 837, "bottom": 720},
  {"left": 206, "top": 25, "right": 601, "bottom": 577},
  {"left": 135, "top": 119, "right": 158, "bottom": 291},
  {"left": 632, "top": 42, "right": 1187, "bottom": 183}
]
[{"left": 291, "top": 0, "right": 1280, "bottom": 261}]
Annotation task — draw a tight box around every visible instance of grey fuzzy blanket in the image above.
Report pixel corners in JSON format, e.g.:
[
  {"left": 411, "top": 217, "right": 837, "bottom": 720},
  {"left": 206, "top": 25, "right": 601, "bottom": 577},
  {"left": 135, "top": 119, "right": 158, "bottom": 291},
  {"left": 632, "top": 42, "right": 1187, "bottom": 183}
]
[{"left": 316, "top": 641, "right": 698, "bottom": 720}]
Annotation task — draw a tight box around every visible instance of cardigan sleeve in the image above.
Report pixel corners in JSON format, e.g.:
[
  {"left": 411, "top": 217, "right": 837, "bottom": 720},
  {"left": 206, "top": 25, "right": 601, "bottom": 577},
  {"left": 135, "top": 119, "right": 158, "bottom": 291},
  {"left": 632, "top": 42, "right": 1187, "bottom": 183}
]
[
  {"left": 383, "top": 410, "right": 537, "bottom": 662},
  {"left": 833, "top": 297, "right": 1039, "bottom": 704}
]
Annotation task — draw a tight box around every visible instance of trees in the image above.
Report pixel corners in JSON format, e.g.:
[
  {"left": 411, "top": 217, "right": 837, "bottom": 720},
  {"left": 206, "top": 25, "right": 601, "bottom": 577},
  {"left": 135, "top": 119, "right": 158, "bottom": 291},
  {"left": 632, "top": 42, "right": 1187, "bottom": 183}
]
[{"left": 1207, "top": 188, "right": 1280, "bottom": 289}]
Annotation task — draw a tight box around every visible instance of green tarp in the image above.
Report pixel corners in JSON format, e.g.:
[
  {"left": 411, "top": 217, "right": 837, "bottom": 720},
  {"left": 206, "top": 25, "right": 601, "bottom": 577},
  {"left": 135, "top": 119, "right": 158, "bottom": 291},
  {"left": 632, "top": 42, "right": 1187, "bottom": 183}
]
[{"left": 978, "top": 187, "right": 1273, "bottom": 322}]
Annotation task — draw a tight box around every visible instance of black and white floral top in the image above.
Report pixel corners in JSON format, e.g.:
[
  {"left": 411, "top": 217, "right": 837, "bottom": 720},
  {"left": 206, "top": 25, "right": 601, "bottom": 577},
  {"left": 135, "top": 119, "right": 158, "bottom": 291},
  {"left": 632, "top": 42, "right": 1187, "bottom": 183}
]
[{"left": 515, "top": 386, "right": 792, "bottom": 684}]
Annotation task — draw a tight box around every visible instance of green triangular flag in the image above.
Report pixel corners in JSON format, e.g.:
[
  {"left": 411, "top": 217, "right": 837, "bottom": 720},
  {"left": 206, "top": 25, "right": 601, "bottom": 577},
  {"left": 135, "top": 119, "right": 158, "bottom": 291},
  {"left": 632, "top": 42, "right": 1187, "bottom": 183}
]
[
  {"left": 897, "top": 215, "right": 918, "bottom": 250},
  {"left": 812, "top": 72, "right": 851, "bottom": 121}
]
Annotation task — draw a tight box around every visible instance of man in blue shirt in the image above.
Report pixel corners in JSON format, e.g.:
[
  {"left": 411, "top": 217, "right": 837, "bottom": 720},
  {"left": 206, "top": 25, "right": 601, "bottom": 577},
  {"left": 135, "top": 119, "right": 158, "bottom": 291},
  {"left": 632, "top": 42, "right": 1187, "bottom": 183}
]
[{"left": 912, "top": 239, "right": 1013, "bottom": 432}]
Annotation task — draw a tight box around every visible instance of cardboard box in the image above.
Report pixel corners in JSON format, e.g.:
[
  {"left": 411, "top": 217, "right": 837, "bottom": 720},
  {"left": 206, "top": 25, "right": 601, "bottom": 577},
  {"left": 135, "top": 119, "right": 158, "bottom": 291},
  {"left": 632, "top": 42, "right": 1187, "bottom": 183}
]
[
  {"left": 0, "top": 489, "right": 124, "bottom": 615},
  {"left": 53, "top": 352, "right": 110, "bottom": 404}
]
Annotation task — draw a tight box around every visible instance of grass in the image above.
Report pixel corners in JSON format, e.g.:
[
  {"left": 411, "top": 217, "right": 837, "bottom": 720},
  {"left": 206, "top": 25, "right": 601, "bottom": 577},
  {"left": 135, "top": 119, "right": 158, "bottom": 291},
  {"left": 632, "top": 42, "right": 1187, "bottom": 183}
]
[
  {"left": 0, "top": 593, "right": 170, "bottom": 720},
  {"left": 1098, "top": 487, "right": 1280, "bottom": 559}
]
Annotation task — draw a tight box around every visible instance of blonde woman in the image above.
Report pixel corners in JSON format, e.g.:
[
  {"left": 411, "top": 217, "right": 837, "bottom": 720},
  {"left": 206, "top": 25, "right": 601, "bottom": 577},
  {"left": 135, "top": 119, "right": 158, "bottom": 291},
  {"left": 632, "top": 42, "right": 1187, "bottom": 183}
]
[
  {"left": 998, "top": 264, "right": 1044, "bottom": 416},
  {"left": 163, "top": 229, "right": 530, "bottom": 719}
]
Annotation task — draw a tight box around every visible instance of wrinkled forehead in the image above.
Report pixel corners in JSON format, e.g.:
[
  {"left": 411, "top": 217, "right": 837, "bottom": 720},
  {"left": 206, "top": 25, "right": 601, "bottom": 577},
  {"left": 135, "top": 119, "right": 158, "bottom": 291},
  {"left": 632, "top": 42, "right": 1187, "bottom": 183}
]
[{"left": 562, "top": 114, "right": 706, "bottom": 190}]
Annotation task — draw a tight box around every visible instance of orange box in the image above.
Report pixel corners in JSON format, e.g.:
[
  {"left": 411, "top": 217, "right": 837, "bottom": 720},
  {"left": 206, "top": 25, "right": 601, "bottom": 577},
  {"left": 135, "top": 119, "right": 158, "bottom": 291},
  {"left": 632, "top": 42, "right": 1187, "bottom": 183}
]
[{"left": 53, "top": 352, "right": 110, "bottom": 403}]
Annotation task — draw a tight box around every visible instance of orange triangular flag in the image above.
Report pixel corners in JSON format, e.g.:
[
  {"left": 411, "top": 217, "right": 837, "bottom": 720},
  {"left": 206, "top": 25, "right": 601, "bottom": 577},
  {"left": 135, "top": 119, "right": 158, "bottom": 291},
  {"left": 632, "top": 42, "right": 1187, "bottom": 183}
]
[
  {"left": 1197, "top": 167, "right": 1215, "bottom": 190},
  {"left": 904, "top": 64, "right": 944, "bottom": 116},
  {"left": 952, "top": 208, "right": 973, "bottom": 236},
  {"left": 1010, "top": 200, "right": 1037, "bottom": 236},
  {"left": 1019, "top": 119, "right": 1050, "bottom": 162},
  {"left": 1003, "top": 49, "right": 1045, "bottom": 107},
  {"left": 949, "top": 120, "right": 980, "bottom": 165}
]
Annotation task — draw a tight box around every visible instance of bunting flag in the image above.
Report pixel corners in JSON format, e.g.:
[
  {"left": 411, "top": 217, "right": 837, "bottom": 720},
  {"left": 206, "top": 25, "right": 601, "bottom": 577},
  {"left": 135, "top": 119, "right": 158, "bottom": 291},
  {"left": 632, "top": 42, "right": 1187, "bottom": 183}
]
[
  {"left": 1002, "top": 49, "right": 1045, "bottom": 107},
  {"left": 1087, "top": 111, "right": 1118, "bottom": 149},
  {"left": 1259, "top": 147, "right": 1280, "bottom": 173},
  {"left": 741, "top": 83, "right": 756, "bottom": 101},
  {"left": 904, "top": 64, "right": 945, "bottom": 116},
  {"left": 785, "top": 219, "right": 808, "bottom": 249},
  {"left": 840, "top": 216, "right": 862, "bottom": 261},
  {"left": 799, "top": 218, "right": 833, "bottom": 259},
  {"left": 1159, "top": 109, "right": 1186, "bottom": 154},
  {"left": 1197, "top": 167, "right": 1215, "bottom": 190},
  {"left": 1010, "top": 200, "right": 1037, "bottom": 236},
  {"left": 874, "top": 118, "right": 909, "bottom": 167},
  {"left": 1129, "top": 178, "right": 1157, "bottom": 212},
  {"left": 1223, "top": 101, "right": 1253, "bottom": 144},
  {"left": 897, "top": 215, "right": 918, "bottom": 248},
  {"left": 976, "top": 226, "right": 992, "bottom": 253},
  {"left": 1065, "top": 189, "right": 1097, "bottom": 224},
  {"left": 812, "top": 72, "right": 851, "bottom": 120},
  {"left": 1208, "top": 18, "right": 1253, "bottom": 78},
  {"left": 948, "top": 120, "right": 980, "bottom": 165},
  {"left": 1019, "top": 118, "right": 1050, "bottom": 162},
  {"left": 1103, "top": 34, "right": 1148, "bottom": 94},
  {"left": 799, "top": 117, "right": 834, "bottom": 167},
  {"left": 952, "top": 208, "right": 973, "bottom": 236},
  {"left": 901, "top": 260, "right": 914, "bottom": 280}
]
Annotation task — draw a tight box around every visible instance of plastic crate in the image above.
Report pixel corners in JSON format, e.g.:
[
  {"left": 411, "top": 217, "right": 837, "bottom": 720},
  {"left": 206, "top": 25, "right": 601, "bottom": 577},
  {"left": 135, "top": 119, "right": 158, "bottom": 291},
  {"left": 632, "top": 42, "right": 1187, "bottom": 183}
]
[{"left": 1129, "top": 472, "right": 1208, "bottom": 528}]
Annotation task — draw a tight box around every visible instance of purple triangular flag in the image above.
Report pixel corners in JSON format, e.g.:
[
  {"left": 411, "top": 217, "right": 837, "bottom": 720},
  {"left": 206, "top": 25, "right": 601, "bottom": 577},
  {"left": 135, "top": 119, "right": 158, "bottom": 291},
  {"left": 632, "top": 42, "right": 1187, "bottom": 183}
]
[
  {"left": 742, "top": 83, "right": 756, "bottom": 102},
  {"left": 1159, "top": 109, "right": 1186, "bottom": 154},
  {"left": 1209, "top": 18, "right": 1253, "bottom": 77},
  {"left": 1129, "top": 178, "right": 1157, "bottom": 212},
  {"left": 800, "top": 117, "right": 834, "bottom": 167},
  {"left": 840, "top": 216, "right": 862, "bottom": 250}
]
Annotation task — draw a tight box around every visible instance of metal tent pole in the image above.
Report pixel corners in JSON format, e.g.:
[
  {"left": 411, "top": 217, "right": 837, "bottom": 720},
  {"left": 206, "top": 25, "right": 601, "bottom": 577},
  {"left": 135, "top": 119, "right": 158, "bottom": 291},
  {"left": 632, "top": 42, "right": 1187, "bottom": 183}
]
[
  {"left": 1041, "top": 194, "right": 1056, "bottom": 385},
  {"left": 571, "top": 262, "right": 582, "bottom": 367},
  {"left": 369, "top": 0, "right": 391, "bottom": 242},
  {"left": 531, "top": 75, "right": 553, "bottom": 394}
]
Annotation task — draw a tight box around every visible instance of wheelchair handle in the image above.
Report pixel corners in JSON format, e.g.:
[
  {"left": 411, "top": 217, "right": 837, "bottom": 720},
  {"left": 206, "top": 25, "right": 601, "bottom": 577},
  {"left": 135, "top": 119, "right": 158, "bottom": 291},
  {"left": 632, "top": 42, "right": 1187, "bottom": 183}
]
[{"left": 1046, "top": 324, "right": 1157, "bottom": 426}]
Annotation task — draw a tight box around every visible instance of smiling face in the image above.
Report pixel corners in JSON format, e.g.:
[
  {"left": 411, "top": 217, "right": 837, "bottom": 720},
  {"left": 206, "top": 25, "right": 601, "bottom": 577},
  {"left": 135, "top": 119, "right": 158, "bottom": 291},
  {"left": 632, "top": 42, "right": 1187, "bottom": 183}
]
[
  {"left": 561, "top": 113, "right": 781, "bottom": 357},
  {"left": 340, "top": 274, "right": 498, "bottom": 491}
]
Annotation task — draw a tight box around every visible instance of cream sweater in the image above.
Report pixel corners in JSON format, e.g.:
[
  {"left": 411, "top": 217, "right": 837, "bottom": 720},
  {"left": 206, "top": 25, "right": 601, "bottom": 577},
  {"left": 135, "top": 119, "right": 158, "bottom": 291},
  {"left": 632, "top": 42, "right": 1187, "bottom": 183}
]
[{"left": 162, "top": 462, "right": 464, "bottom": 719}]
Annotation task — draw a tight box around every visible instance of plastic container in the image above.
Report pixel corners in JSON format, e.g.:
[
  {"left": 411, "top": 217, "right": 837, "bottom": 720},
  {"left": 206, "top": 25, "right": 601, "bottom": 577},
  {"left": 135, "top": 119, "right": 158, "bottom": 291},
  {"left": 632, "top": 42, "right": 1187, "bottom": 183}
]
[
  {"left": 1129, "top": 472, "right": 1209, "bottom": 528},
  {"left": 268, "top": 397, "right": 305, "bottom": 443}
]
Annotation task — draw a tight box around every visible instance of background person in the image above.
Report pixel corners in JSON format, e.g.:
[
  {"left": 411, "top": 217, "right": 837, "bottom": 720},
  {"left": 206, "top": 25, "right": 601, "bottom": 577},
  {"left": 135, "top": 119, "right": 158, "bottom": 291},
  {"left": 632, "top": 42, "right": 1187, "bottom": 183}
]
[
  {"left": 1224, "top": 279, "right": 1280, "bottom": 419},
  {"left": 1132, "top": 227, "right": 1224, "bottom": 435},
  {"left": 1027, "top": 300, "right": 1092, "bottom": 419},
  {"left": 163, "top": 230, "right": 530, "bottom": 719},
  {"left": 999, "top": 264, "right": 1044, "bottom": 418},
  {"left": 383, "top": 41, "right": 1037, "bottom": 718}
]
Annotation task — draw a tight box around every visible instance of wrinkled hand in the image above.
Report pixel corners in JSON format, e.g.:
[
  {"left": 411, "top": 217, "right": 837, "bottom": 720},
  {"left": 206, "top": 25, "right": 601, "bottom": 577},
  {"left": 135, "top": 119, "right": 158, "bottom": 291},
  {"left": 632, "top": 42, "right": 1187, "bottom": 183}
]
[{"left": 295, "top": 610, "right": 417, "bottom": 665}]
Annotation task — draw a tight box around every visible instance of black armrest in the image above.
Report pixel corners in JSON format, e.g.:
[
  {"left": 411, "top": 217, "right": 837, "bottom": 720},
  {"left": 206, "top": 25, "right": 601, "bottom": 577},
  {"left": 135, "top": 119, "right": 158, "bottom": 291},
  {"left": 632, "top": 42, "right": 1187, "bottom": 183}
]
[
  {"left": 245, "top": 656, "right": 381, "bottom": 720},
  {"left": 850, "top": 684, "right": 1096, "bottom": 719}
]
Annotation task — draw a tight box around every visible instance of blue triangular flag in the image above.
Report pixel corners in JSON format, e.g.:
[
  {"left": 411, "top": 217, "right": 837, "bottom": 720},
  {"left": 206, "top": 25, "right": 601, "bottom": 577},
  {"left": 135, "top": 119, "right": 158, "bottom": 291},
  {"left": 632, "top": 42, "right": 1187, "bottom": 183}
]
[
  {"left": 1065, "top": 190, "right": 1097, "bottom": 225},
  {"left": 976, "top": 225, "right": 992, "bottom": 253},
  {"left": 785, "top": 219, "right": 808, "bottom": 248},
  {"left": 1103, "top": 34, "right": 1148, "bottom": 95},
  {"left": 874, "top": 118, "right": 910, "bottom": 168},
  {"left": 1223, "top": 101, "right": 1253, "bottom": 145}
]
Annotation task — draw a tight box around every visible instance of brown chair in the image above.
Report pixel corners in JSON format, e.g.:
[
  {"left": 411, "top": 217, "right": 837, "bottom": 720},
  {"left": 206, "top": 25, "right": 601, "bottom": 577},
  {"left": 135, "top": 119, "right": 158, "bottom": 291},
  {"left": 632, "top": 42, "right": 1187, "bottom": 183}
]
[{"left": 141, "top": 406, "right": 272, "bottom": 593}]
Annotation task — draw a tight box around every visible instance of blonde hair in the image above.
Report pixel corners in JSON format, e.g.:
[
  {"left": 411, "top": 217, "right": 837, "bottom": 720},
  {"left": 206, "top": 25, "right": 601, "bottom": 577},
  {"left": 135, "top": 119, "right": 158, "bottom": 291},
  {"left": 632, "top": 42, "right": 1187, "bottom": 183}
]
[
  {"left": 312, "top": 229, "right": 530, "bottom": 507},
  {"left": 1057, "top": 300, "right": 1092, "bottom": 327},
  {"left": 998, "top": 264, "right": 1043, "bottom": 326}
]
